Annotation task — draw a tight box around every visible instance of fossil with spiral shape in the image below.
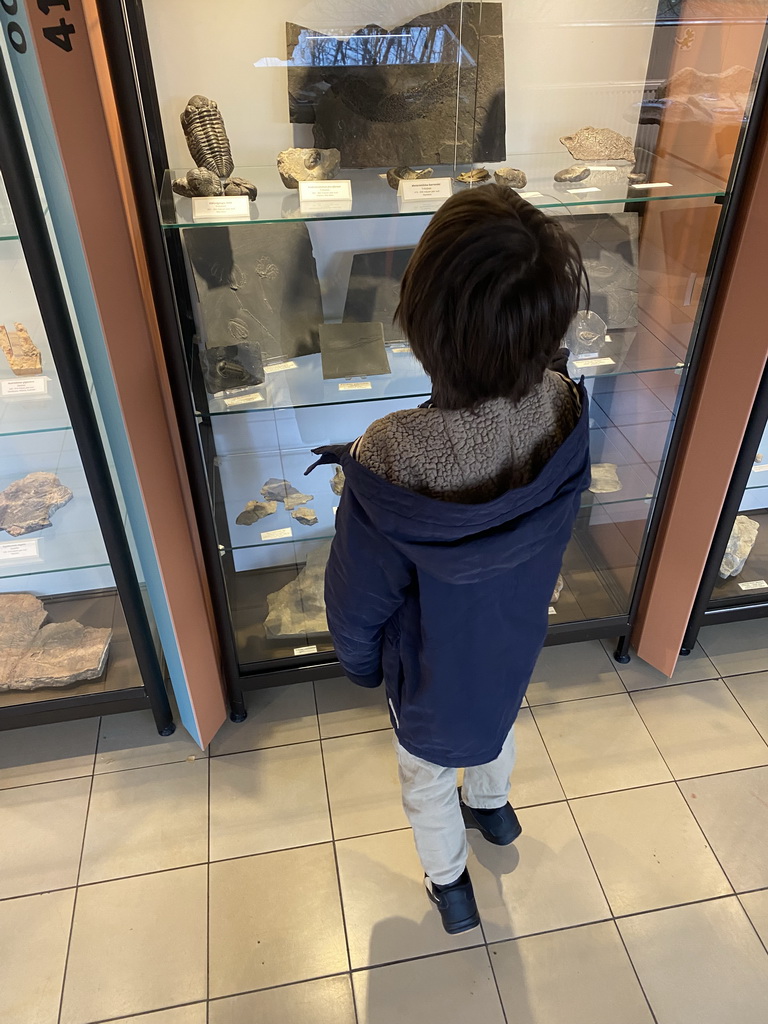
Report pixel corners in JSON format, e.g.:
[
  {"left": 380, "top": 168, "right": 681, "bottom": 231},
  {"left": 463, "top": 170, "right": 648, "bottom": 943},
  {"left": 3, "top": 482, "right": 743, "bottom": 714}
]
[{"left": 180, "top": 95, "right": 234, "bottom": 178}]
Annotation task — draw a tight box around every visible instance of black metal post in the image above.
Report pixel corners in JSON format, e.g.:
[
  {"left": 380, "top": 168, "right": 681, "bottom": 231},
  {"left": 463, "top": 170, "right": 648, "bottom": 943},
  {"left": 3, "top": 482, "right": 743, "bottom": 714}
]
[{"left": 0, "top": 51, "right": 174, "bottom": 735}]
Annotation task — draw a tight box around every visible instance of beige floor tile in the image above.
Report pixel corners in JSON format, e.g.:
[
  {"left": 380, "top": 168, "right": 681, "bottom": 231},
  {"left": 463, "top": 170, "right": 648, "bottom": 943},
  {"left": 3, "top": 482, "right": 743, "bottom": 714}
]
[
  {"left": 604, "top": 640, "right": 718, "bottom": 691},
  {"left": 511, "top": 708, "right": 565, "bottom": 807},
  {"left": 61, "top": 866, "right": 207, "bottom": 1024},
  {"left": 210, "top": 742, "right": 330, "bottom": 860},
  {"left": 571, "top": 783, "right": 731, "bottom": 915},
  {"left": 210, "top": 681, "right": 318, "bottom": 756},
  {"left": 698, "top": 619, "right": 768, "bottom": 677},
  {"left": 527, "top": 641, "right": 625, "bottom": 705},
  {"left": 96, "top": 710, "right": 206, "bottom": 772},
  {"left": 725, "top": 671, "right": 768, "bottom": 742},
  {"left": 209, "top": 845, "right": 348, "bottom": 997},
  {"left": 315, "top": 677, "right": 390, "bottom": 738},
  {"left": 618, "top": 898, "right": 768, "bottom": 1024},
  {"left": 533, "top": 694, "right": 672, "bottom": 798},
  {"left": 740, "top": 890, "right": 768, "bottom": 948},
  {"left": 490, "top": 921, "right": 654, "bottom": 1024},
  {"left": 680, "top": 767, "right": 768, "bottom": 891},
  {"left": 470, "top": 801, "right": 609, "bottom": 941},
  {"left": 0, "top": 718, "right": 98, "bottom": 789},
  {"left": 337, "top": 829, "right": 482, "bottom": 968},
  {"left": 80, "top": 759, "right": 208, "bottom": 884},
  {"left": 109, "top": 1007, "right": 207, "bottom": 1024},
  {"left": 0, "top": 889, "right": 74, "bottom": 1024},
  {"left": 353, "top": 947, "right": 506, "bottom": 1024},
  {"left": 0, "top": 777, "right": 89, "bottom": 899},
  {"left": 323, "top": 730, "right": 407, "bottom": 839},
  {"left": 210, "top": 975, "right": 355, "bottom": 1024},
  {"left": 633, "top": 679, "right": 768, "bottom": 778}
]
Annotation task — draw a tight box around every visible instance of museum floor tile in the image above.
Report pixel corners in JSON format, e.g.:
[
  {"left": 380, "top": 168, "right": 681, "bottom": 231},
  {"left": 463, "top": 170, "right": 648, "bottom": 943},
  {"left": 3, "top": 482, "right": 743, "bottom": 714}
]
[{"left": 1, "top": 617, "right": 768, "bottom": 1024}]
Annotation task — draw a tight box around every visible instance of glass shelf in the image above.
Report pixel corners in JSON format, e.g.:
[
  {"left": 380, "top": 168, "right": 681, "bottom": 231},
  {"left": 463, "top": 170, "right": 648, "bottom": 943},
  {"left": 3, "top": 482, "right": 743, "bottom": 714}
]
[{"left": 161, "top": 152, "right": 725, "bottom": 229}]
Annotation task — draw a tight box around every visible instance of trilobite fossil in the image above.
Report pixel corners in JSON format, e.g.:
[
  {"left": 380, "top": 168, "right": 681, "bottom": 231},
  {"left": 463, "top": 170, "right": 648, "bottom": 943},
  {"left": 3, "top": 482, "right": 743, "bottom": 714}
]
[
  {"left": 224, "top": 176, "right": 258, "bottom": 200},
  {"left": 180, "top": 95, "right": 234, "bottom": 179}
]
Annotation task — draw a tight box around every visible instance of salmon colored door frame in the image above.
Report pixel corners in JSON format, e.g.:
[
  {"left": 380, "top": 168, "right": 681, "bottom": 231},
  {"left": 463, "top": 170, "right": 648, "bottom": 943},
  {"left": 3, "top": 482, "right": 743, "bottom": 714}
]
[
  {"left": 20, "top": 0, "right": 226, "bottom": 744},
  {"left": 633, "top": 92, "right": 768, "bottom": 675}
]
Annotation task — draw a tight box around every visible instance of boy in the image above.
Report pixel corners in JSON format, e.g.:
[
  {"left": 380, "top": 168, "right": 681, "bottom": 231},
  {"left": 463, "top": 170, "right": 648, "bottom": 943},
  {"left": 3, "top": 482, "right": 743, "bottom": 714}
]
[{"left": 310, "top": 185, "right": 590, "bottom": 934}]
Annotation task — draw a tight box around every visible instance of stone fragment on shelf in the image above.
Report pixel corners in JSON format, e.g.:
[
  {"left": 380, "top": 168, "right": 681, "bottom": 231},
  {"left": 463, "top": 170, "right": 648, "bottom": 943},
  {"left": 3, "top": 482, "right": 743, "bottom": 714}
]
[
  {"left": 223, "top": 176, "right": 258, "bottom": 200},
  {"left": 753, "top": 453, "right": 763, "bottom": 464},
  {"left": 628, "top": 171, "right": 647, "bottom": 184},
  {"left": 284, "top": 492, "right": 314, "bottom": 511},
  {"left": 186, "top": 167, "right": 225, "bottom": 197},
  {"left": 456, "top": 168, "right": 491, "bottom": 184},
  {"left": 236, "top": 500, "right": 277, "bottom": 526},
  {"left": 386, "top": 166, "right": 433, "bottom": 190},
  {"left": 260, "top": 478, "right": 303, "bottom": 503},
  {"left": 291, "top": 507, "right": 319, "bottom": 526},
  {"left": 0, "top": 593, "right": 111, "bottom": 691},
  {"left": 719, "top": 515, "right": 759, "bottom": 578},
  {"left": 331, "top": 466, "right": 345, "bottom": 496},
  {"left": 265, "top": 543, "right": 330, "bottom": 637},
  {"left": 277, "top": 147, "right": 341, "bottom": 189},
  {"left": 0, "top": 323, "right": 42, "bottom": 376},
  {"left": 560, "top": 127, "right": 635, "bottom": 163},
  {"left": 554, "top": 164, "right": 590, "bottom": 183},
  {"left": 589, "top": 464, "right": 621, "bottom": 494},
  {"left": 551, "top": 574, "right": 564, "bottom": 603},
  {"left": 0, "top": 472, "right": 73, "bottom": 537},
  {"left": 494, "top": 168, "right": 527, "bottom": 188}
]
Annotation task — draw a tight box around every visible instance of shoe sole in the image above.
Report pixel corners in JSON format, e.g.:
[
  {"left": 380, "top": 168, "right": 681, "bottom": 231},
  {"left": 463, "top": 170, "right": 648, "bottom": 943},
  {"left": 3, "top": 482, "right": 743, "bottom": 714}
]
[
  {"left": 443, "top": 913, "right": 481, "bottom": 934},
  {"left": 461, "top": 802, "right": 522, "bottom": 846}
]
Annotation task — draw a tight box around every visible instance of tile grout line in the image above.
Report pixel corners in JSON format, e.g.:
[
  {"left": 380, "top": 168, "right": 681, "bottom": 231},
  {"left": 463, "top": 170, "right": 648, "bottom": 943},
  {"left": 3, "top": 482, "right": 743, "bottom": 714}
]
[
  {"left": 720, "top": 675, "right": 768, "bottom": 749},
  {"left": 610, "top": 918, "right": 661, "bottom": 1024},
  {"left": 736, "top": 891, "right": 768, "bottom": 958},
  {"left": 483, "top": 943, "right": 511, "bottom": 1024}
]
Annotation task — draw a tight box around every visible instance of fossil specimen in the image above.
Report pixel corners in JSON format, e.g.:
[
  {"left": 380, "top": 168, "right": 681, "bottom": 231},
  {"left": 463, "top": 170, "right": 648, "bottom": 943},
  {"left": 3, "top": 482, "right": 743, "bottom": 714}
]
[
  {"left": 719, "top": 515, "right": 759, "bottom": 578},
  {"left": 172, "top": 167, "right": 222, "bottom": 198},
  {"left": 319, "top": 322, "right": 390, "bottom": 380},
  {"left": 265, "top": 542, "right": 331, "bottom": 637},
  {"left": 236, "top": 500, "right": 277, "bottom": 526},
  {"left": 494, "top": 168, "right": 527, "bottom": 188},
  {"left": 560, "top": 127, "right": 635, "bottom": 163},
  {"left": 0, "top": 593, "right": 111, "bottom": 691},
  {"left": 562, "top": 212, "right": 640, "bottom": 330},
  {"left": 628, "top": 172, "right": 647, "bottom": 185},
  {"left": 0, "top": 323, "right": 42, "bottom": 376},
  {"left": 554, "top": 164, "right": 590, "bottom": 183},
  {"left": 277, "top": 148, "right": 341, "bottom": 189},
  {"left": 291, "top": 507, "right": 319, "bottom": 526},
  {"left": 386, "top": 166, "right": 433, "bottom": 190},
  {"left": 589, "top": 464, "right": 621, "bottom": 494},
  {"left": 200, "top": 341, "right": 264, "bottom": 395},
  {"left": 551, "top": 574, "right": 564, "bottom": 604},
  {"left": 224, "top": 177, "right": 258, "bottom": 200},
  {"left": 331, "top": 467, "right": 345, "bottom": 496},
  {"left": 180, "top": 95, "right": 234, "bottom": 178},
  {"left": 456, "top": 168, "right": 491, "bottom": 184},
  {"left": 284, "top": 492, "right": 315, "bottom": 511},
  {"left": 343, "top": 247, "right": 415, "bottom": 342},
  {"left": 0, "top": 472, "right": 72, "bottom": 536},
  {"left": 565, "top": 310, "right": 607, "bottom": 358},
  {"left": 261, "top": 478, "right": 306, "bottom": 504}
]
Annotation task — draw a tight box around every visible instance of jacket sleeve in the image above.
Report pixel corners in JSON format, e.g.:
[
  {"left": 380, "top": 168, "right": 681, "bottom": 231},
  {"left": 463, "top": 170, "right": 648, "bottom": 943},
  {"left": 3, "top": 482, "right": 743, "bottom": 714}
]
[{"left": 324, "top": 491, "right": 412, "bottom": 688}]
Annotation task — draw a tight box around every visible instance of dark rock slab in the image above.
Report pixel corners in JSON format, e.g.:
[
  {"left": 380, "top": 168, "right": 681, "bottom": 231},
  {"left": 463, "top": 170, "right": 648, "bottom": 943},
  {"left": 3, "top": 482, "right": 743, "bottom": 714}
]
[
  {"left": 261, "top": 478, "right": 304, "bottom": 503},
  {"left": 562, "top": 212, "right": 640, "bottom": 331},
  {"left": 200, "top": 341, "right": 264, "bottom": 395},
  {"left": 0, "top": 472, "right": 72, "bottom": 537},
  {"left": 265, "top": 543, "right": 331, "bottom": 638},
  {"left": 319, "top": 322, "right": 390, "bottom": 380},
  {"left": 343, "top": 248, "right": 415, "bottom": 342}
]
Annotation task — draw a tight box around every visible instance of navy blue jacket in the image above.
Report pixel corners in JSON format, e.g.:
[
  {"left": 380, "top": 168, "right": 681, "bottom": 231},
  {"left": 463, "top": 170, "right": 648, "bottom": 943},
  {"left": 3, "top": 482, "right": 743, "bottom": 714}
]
[{"left": 307, "top": 380, "right": 590, "bottom": 767}]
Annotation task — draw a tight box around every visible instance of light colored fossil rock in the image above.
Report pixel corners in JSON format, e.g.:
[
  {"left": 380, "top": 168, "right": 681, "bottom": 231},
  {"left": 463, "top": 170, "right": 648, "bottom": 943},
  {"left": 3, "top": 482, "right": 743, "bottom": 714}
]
[
  {"left": 291, "top": 506, "right": 319, "bottom": 526},
  {"left": 0, "top": 472, "right": 72, "bottom": 536},
  {"left": 277, "top": 148, "right": 341, "bottom": 189},
  {"left": 180, "top": 95, "right": 234, "bottom": 178},
  {"left": 265, "top": 543, "right": 331, "bottom": 637},
  {"left": 386, "top": 165, "right": 433, "bottom": 190},
  {"left": 0, "top": 593, "right": 111, "bottom": 691},
  {"left": 719, "top": 515, "right": 759, "bottom": 578},
  {"left": 456, "top": 168, "right": 491, "bottom": 183},
  {"left": 223, "top": 176, "right": 258, "bottom": 200},
  {"left": 560, "top": 127, "right": 635, "bottom": 163},
  {"left": 494, "top": 168, "right": 527, "bottom": 188},
  {"left": 554, "top": 164, "right": 590, "bottom": 183},
  {"left": 236, "top": 500, "right": 277, "bottom": 526},
  {"left": 551, "top": 574, "right": 564, "bottom": 603},
  {"left": 0, "top": 323, "right": 42, "bottom": 376},
  {"left": 589, "top": 464, "right": 622, "bottom": 494},
  {"left": 331, "top": 467, "right": 345, "bottom": 495},
  {"left": 284, "top": 492, "right": 315, "bottom": 511}
]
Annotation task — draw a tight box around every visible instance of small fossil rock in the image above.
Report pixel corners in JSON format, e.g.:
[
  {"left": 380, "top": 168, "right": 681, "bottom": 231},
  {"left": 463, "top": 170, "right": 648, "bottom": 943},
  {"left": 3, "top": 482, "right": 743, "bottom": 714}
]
[
  {"left": 291, "top": 506, "right": 319, "bottom": 526},
  {"left": 180, "top": 95, "right": 234, "bottom": 178},
  {"left": 628, "top": 171, "right": 647, "bottom": 184},
  {"left": 260, "top": 478, "right": 304, "bottom": 503},
  {"left": 554, "top": 164, "right": 590, "bottom": 183},
  {"left": 560, "top": 127, "right": 635, "bottom": 163},
  {"left": 284, "top": 492, "right": 315, "bottom": 511},
  {"left": 494, "top": 168, "right": 527, "bottom": 189},
  {"left": 720, "top": 515, "right": 759, "bottom": 578},
  {"left": 589, "top": 464, "right": 622, "bottom": 494},
  {"left": 755, "top": 453, "right": 764, "bottom": 464},
  {"left": 173, "top": 167, "right": 224, "bottom": 198},
  {"left": 456, "top": 168, "right": 491, "bottom": 184},
  {"left": 551, "top": 574, "right": 564, "bottom": 603},
  {"left": 223, "top": 176, "right": 258, "bottom": 200},
  {"left": 0, "top": 323, "right": 42, "bottom": 376},
  {"left": 277, "top": 147, "right": 341, "bottom": 189},
  {"left": 0, "top": 472, "right": 73, "bottom": 537},
  {"left": 386, "top": 166, "right": 433, "bottom": 190},
  {"left": 331, "top": 467, "right": 345, "bottom": 496},
  {"left": 236, "top": 500, "right": 277, "bottom": 526}
]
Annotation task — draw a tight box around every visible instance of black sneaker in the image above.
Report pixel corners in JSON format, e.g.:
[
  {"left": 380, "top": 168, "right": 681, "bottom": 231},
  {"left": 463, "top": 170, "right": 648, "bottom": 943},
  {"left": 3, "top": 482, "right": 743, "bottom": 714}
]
[
  {"left": 460, "top": 789, "right": 522, "bottom": 846},
  {"left": 425, "top": 868, "right": 480, "bottom": 934}
]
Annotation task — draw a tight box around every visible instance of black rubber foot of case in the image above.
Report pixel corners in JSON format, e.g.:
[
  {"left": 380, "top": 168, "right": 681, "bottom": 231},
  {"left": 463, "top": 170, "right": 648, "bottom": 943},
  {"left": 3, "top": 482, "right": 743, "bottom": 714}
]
[{"left": 159, "top": 722, "right": 176, "bottom": 737}]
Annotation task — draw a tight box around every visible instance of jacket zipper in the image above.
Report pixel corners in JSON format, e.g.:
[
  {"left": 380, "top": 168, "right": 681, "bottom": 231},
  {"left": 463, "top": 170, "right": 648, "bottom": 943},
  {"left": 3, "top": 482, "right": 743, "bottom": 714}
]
[{"left": 388, "top": 698, "right": 400, "bottom": 729}]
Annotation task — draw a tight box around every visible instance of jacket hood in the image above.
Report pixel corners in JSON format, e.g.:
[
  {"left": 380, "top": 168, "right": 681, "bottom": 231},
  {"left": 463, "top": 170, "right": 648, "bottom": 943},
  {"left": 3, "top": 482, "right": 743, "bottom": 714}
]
[{"left": 307, "top": 381, "right": 591, "bottom": 584}]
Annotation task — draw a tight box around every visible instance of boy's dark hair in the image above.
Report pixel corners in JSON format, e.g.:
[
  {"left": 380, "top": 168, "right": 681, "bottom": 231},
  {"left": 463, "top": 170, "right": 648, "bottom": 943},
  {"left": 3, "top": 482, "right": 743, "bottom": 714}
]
[{"left": 395, "top": 184, "right": 587, "bottom": 409}]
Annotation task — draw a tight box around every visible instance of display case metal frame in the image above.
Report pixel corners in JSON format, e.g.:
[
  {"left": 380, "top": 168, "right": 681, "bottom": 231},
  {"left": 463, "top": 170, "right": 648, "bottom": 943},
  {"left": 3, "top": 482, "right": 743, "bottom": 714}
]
[
  {"left": 0, "top": 51, "right": 174, "bottom": 734},
  {"left": 96, "top": 0, "right": 767, "bottom": 716}
]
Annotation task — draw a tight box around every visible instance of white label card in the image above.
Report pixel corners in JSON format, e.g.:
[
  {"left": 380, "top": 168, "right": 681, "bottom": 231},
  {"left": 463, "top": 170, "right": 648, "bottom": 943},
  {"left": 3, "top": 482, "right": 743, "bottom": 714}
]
[
  {"left": 0, "top": 538, "right": 39, "bottom": 561},
  {"left": 0, "top": 376, "right": 49, "bottom": 397},
  {"left": 294, "top": 645, "right": 318, "bottom": 655},
  {"left": 299, "top": 179, "right": 352, "bottom": 203},
  {"left": 261, "top": 527, "right": 293, "bottom": 541},
  {"left": 630, "top": 181, "right": 673, "bottom": 189},
  {"left": 391, "top": 346, "right": 411, "bottom": 354},
  {"left": 339, "top": 381, "right": 372, "bottom": 391},
  {"left": 752, "top": 464, "right": 768, "bottom": 472},
  {"left": 191, "top": 195, "right": 250, "bottom": 222},
  {"left": 223, "top": 392, "right": 265, "bottom": 407},
  {"left": 573, "top": 356, "right": 615, "bottom": 368},
  {"left": 739, "top": 580, "right": 768, "bottom": 591},
  {"left": 518, "top": 191, "right": 542, "bottom": 199},
  {"left": 567, "top": 186, "right": 601, "bottom": 194},
  {"left": 398, "top": 177, "right": 453, "bottom": 201},
  {"left": 265, "top": 361, "right": 297, "bottom": 373}
]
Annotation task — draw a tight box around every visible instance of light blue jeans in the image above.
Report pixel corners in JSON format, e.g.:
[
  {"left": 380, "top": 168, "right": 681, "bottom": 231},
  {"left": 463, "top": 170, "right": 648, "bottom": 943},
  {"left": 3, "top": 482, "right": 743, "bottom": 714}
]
[{"left": 394, "top": 727, "right": 517, "bottom": 885}]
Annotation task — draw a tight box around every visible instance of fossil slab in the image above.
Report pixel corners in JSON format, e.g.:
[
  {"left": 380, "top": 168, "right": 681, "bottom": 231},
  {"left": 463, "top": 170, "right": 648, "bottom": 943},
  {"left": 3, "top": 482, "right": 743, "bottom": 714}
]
[
  {"left": 200, "top": 341, "right": 264, "bottom": 395},
  {"left": 561, "top": 212, "right": 640, "bottom": 331},
  {"left": 260, "top": 478, "right": 305, "bottom": 504},
  {"left": 0, "top": 472, "right": 72, "bottom": 537},
  {"left": 0, "top": 323, "right": 42, "bottom": 376},
  {"left": 236, "top": 500, "right": 277, "bottom": 526},
  {"left": 319, "top": 322, "right": 390, "bottom": 380},
  {"left": 286, "top": 2, "right": 506, "bottom": 167},
  {"left": 589, "top": 464, "right": 621, "bottom": 494},
  {"left": 331, "top": 467, "right": 345, "bottom": 496},
  {"left": 284, "top": 492, "right": 314, "bottom": 511},
  {"left": 719, "top": 515, "right": 759, "bottom": 578},
  {"left": 265, "top": 543, "right": 331, "bottom": 638},
  {"left": 494, "top": 168, "right": 527, "bottom": 188},
  {"left": 0, "top": 593, "right": 111, "bottom": 691},
  {"left": 560, "top": 127, "right": 635, "bottom": 163},
  {"left": 180, "top": 95, "right": 234, "bottom": 179},
  {"left": 277, "top": 148, "right": 340, "bottom": 189},
  {"left": 291, "top": 507, "right": 318, "bottom": 526},
  {"left": 343, "top": 247, "right": 415, "bottom": 342},
  {"left": 554, "top": 164, "right": 590, "bottom": 183},
  {"left": 640, "top": 65, "right": 755, "bottom": 126},
  {"left": 386, "top": 166, "right": 433, "bottom": 190}
]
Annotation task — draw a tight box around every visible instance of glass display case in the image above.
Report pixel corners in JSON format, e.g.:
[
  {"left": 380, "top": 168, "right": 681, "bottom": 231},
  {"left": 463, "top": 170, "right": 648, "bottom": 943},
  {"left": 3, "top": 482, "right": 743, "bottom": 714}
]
[
  {"left": 100, "top": 0, "right": 768, "bottom": 711},
  {"left": 0, "top": 45, "right": 173, "bottom": 732}
]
